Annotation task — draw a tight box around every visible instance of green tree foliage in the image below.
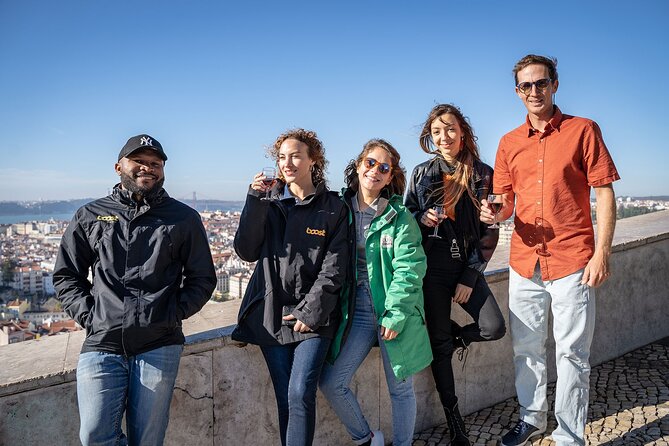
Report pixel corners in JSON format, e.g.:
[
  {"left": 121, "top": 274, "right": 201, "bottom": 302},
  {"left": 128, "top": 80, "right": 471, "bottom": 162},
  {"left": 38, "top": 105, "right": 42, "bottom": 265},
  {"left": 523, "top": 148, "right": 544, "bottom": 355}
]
[{"left": 1, "top": 259, "right": 18, "bottom": 287}]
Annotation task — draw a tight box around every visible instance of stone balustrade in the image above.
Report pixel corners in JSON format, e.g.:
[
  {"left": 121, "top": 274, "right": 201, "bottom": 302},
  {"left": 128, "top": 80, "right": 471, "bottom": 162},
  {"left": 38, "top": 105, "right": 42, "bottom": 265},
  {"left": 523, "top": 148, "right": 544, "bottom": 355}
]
[{"left": 1, "top": 211, "right": 668, "bottom": 445}]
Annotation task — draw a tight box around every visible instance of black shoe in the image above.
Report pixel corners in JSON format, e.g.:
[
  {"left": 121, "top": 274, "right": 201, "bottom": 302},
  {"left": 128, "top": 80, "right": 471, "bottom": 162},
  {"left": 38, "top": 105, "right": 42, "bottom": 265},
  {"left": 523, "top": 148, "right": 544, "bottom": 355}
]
[
  {"left": 444, "top": 403, "right": 470, "bottom": 446},
  {"left": 500, "top": 420, "right": 545, "bottom": 446}
]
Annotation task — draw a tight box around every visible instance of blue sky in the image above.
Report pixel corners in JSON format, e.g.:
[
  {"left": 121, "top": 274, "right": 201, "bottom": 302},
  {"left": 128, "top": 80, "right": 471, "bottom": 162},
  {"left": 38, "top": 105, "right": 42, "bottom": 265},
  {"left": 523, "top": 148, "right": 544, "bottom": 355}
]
[{"left": 1, "top": 0, "right": 667, "bottom": 202}]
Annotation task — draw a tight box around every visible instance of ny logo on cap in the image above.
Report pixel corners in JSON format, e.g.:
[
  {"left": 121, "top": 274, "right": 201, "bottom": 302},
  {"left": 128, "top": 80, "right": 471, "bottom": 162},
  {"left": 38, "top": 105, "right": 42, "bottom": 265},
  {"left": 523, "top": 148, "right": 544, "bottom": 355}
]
[{"left": 140, "top": 136, "right": 153, "bottom": 146}]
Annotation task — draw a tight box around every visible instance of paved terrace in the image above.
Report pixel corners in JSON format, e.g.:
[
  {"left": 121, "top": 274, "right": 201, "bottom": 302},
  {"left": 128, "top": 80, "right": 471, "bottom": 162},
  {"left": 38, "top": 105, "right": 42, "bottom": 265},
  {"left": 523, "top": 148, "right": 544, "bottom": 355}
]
[
  {"left": 414, "top": 338, "right": 669, "bottom": 445},
  {"left": 1, "top": 210, "right": 668, "bottom": 445}
]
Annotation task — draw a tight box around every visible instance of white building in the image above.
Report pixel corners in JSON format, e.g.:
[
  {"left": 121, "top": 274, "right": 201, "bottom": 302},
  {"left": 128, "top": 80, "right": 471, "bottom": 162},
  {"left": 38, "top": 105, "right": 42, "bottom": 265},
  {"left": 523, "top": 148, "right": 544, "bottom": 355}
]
[
  {"left": 229, "top": 273, "right": 250, "bottom": 300},
  {"left": 216, "top": 271, "right": 230, "bottom": 294}
]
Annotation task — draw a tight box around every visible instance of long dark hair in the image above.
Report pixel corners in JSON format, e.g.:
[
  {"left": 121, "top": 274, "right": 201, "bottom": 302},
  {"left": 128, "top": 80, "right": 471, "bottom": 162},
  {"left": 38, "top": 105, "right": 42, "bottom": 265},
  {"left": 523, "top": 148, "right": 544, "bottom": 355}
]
[
  {"left": 418, "top": 104, "right": 481, "bottom": 213},
  {"left": 344, "top": 139, "right": 406, "bottom": 196}
]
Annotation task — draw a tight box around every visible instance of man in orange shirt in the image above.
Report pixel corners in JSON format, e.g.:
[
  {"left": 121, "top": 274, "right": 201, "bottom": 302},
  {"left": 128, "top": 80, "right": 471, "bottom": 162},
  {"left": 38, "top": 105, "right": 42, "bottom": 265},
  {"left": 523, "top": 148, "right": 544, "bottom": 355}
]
[{"left": 481, "top": 54, "right": 619, "bottom": 446}]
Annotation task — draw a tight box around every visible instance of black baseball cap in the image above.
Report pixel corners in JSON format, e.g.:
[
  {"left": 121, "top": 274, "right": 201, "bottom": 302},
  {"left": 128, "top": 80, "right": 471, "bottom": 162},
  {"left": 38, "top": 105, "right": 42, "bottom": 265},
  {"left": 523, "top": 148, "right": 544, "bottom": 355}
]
[{"left": 118, "top": 134, "right": 168, "bottom": 161}]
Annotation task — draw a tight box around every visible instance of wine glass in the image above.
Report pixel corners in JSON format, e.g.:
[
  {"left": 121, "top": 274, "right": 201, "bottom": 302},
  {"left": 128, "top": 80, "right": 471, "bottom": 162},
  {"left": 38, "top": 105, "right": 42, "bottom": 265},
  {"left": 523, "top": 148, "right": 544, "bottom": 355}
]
[
  {"left": 535, "top": 217, "right": 552, "bottom": 257},
  {"left": 261, "top": 167, "right": 276, "bottom": 200},
  {"left": 428, "top": 205, "right": 444, "bottom": 238},
  {"left": 487, "top": 194, "right": 503, "bottom": 229}
]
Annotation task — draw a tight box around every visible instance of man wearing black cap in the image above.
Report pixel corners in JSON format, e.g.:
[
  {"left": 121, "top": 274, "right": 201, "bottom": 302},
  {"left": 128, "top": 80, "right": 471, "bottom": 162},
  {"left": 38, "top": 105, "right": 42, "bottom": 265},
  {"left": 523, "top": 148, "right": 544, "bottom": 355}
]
[{"left": 54, "top": 134, "right": 216, "bottom": 446}]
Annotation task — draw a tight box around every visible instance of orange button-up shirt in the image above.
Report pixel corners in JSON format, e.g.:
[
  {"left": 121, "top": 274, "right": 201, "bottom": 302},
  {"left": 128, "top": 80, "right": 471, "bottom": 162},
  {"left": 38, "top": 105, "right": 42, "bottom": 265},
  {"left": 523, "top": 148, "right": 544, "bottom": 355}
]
[{"left": 494, "top": 107, "right": 620, "bottom": 280}]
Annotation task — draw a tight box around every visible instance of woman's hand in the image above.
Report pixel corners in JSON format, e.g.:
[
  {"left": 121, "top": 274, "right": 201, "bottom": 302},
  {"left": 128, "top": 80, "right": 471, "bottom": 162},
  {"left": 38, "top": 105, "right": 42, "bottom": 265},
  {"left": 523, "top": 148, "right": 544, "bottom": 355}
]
[
  {"left": 251, "top": 172, "right": 276, "bottom": 193},
  {"left": 282, "top": 314, "right": 313, "bottom": 333},
  {"left": 479, "top": 198, "right": 496, "bottom": 225},
  {"left": 421, "top": 208, "right": 442, "bottom": 227},
  {"left": 380, "top": 325, "right": 398, "bottom": 341},
  {"left": 453, "top": 283, "right": 473, "bottom": 304}
]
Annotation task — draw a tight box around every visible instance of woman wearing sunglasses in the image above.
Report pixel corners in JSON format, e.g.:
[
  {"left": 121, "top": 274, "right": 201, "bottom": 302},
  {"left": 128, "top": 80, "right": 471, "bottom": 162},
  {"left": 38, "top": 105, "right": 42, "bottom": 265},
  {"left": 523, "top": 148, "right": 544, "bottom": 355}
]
[
  {"left": 232, "top": 128, "right": 349, "bottom": 446},
  {"left": 320, "top": 139, "right": 432, "bottom": 446},
  {"left": 405, "top": 104, "right": 506, "bottom": 445}
]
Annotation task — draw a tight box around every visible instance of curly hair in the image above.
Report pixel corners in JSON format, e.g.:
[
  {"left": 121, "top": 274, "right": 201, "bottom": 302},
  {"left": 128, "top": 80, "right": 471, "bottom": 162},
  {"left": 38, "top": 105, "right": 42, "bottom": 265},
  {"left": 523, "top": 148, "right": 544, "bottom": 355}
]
[
  {"left": 418, "top": 104, "right": 481, "bottom": 214},
  {"left": 344, "top": 139, "right": 406, "bottom": 196},
  {"left": 268, "top": 128, "right": 328, "bottom": 186},
  {"left": 513, "top": 54, "right": 558, "bottom": 85}
]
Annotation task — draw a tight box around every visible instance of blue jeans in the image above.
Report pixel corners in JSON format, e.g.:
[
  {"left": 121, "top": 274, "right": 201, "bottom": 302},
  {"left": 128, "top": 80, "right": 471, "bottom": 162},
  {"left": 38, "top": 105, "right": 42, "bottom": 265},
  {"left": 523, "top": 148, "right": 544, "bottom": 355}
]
[
  {"left": 509, "top": 265, "right": 595, "bottom": 445},
  {"left": 260, "top": 336, "right": 331, "bottom": 446},
  {"left": 320, "top": 285, "right": 416, "bottom": 446},
  {"left": 76, "top": 344, "right": 184, "bottom": 446}
]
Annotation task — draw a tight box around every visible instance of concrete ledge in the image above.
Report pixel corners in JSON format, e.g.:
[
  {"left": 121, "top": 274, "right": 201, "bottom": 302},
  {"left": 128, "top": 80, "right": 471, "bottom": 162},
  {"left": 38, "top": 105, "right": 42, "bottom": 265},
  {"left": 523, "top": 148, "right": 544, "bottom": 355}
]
[{"left": 1, "top": 211, "right": 668, "bottom": 444}]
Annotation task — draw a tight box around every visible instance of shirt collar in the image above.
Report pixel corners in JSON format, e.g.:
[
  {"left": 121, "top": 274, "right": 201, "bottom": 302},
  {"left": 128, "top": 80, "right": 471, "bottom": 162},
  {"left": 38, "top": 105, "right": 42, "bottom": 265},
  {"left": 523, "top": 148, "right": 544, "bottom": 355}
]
[
  {"left": 352, "top": 193, "right": 377, "bottom": 213},
  {"left": 281, "top": 185, "right": 294, "bottom": 201},
  {"left": 352, "top": 192, "right": 390, "bottom": 219},
  {"left": 525, "top": 105, "right": 564, "bottom": 137},
  {"left": 280, "top": 182, "right": 321, "bottom": 204}
]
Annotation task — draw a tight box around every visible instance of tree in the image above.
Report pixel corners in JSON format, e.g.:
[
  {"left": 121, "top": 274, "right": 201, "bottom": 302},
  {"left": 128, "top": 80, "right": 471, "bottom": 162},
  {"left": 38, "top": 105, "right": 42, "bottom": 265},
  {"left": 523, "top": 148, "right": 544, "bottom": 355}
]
[{"left": 1, "top": 259, "right": 18, "bottom": 287}]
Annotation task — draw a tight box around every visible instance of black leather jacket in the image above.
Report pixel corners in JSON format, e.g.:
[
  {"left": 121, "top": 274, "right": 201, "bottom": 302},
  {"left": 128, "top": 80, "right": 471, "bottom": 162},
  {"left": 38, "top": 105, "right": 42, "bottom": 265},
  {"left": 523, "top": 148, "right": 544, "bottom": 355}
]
[
  {"left": 404, "top": 156, "right": 499, "bottom": 287},
  {"left": 54, "top": 186, "right": 216, "bottom": 356}
]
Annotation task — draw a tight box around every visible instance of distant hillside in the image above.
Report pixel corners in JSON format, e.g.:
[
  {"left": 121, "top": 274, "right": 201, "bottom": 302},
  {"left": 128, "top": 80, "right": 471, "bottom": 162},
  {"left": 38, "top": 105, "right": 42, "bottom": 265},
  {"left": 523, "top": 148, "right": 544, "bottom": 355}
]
[
  {"left": 185, "top": 200, "right": 244, "bottom": 213},
  {"left": 0, "top": 199, "right": 244, "bottom": 216},
  {"left": 0, "top": 199, "right": 92, "bottom": 216}
]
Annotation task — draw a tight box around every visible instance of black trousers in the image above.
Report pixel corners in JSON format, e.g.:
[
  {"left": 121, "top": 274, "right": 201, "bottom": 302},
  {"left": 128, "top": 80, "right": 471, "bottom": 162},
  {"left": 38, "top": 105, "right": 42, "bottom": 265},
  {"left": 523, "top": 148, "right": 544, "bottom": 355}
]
[{"left": 423, "top": 242, "right": 506, "bottom": 409}]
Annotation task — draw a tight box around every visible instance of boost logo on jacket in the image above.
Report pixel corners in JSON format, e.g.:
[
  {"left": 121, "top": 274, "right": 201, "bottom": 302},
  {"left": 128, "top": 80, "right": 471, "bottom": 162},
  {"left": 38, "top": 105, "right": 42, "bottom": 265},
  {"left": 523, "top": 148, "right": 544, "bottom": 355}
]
[
  {"left": 96, "top": 215, "right": 119, "bottom": 222},
  {"left": 306, "top": 227, "right": 326, "bottom": 237}
]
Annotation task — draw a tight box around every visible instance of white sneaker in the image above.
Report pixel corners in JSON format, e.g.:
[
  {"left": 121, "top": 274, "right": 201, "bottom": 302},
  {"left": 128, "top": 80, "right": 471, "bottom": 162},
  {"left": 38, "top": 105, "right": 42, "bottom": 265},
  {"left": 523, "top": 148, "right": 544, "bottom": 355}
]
[{"left": 370, "top": 430, "right": 385, "bottom": 446}]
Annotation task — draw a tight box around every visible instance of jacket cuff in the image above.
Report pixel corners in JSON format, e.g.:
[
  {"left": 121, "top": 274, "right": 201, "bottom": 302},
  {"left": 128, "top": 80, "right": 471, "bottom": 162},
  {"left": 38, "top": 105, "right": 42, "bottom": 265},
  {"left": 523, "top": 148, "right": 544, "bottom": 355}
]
[
  {"left": 459, "top": 267, "right": 480, "bottom": 289},
  {"left": 248, "top": 185, "right": 264, "bottom": 198},
  {"left": 293, "top": 301, "right": 320, "bottom": 330},
  {"left": 416, "top": 211, "right": 430, "bottom": 229},
  {"left": 379, "top": 311, "right": 406, "bottom": 334}
]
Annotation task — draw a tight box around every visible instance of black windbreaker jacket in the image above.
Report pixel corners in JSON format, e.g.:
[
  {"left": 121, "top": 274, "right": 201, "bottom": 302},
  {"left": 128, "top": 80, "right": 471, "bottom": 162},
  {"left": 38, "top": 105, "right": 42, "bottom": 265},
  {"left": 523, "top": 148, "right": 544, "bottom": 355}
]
[
  {"left": 231, "top": 182, "right": 349, "bottom": 346},
  {"left": 54, "top": 186, "right": 216, "bottom": 355}
]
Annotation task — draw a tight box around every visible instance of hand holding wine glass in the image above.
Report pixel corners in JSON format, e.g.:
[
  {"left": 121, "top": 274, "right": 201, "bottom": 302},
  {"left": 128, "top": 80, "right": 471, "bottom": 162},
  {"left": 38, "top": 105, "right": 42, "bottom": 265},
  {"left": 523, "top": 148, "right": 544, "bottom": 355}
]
[
  {"left": 260, "top": 167, "right": 276, "bottom": 200},
  {"left": 486, "top": 194, "right": 503, "bottom": 229},
  {"left": 428, "top": 205, "right": 444, "bottom": 238}
]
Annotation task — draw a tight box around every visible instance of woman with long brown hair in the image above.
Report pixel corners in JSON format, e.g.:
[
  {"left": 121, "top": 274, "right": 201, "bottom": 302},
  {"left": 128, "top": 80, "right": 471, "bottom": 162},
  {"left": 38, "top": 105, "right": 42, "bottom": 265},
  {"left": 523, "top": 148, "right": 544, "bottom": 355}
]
[{"left": 405, "top": 104, "right": 506, "bottom": 445}]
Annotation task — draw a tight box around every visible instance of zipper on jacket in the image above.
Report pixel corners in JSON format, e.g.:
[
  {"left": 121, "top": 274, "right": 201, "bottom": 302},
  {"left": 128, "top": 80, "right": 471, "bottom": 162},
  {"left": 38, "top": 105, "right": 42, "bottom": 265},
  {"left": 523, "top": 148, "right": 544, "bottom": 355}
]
[{"left": 121, "top": 201, "right": 142, "bottom": 357}]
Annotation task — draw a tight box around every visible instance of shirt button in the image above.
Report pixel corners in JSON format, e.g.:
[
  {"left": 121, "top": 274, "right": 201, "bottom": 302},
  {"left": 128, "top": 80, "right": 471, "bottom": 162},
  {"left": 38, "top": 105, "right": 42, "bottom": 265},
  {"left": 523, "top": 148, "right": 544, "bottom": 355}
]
[
  {"left": 538, "top": 180, "right": 542, "bottom": 183},
  {"left": 537, "top": 201, "right": 541, "bottom": 205},
  {"left": 539, "top": 159, "right": 543, "bottom": 163}
]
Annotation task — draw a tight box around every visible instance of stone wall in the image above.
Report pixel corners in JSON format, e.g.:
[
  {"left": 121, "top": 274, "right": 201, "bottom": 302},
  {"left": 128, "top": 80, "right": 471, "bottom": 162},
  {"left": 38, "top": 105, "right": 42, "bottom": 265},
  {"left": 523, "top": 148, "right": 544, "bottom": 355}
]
[{"left": 1, "top": 211, "right": 668, "bottom": 445}]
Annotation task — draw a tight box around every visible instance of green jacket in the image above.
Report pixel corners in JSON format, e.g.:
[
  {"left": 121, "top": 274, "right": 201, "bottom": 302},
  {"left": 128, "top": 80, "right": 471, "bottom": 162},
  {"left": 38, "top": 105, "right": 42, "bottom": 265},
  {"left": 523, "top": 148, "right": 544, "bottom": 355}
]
[{"left": 334, "top": 190, "right": 433, "bottom": 380}]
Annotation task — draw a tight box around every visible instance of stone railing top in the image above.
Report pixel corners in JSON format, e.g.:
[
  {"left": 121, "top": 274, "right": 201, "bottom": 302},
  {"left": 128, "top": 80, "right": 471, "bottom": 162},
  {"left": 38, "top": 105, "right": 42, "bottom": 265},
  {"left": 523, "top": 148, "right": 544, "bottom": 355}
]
[{"left": 1, "top": 209, "right": 668, "bottom": 398}]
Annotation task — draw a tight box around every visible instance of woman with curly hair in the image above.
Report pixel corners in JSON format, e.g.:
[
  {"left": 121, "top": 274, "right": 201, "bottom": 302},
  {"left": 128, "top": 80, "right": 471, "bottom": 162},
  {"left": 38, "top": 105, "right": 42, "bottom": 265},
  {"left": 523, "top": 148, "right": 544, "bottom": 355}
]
[
  {"left": 320, "top": 139, "right": 432, "bottom": 446},
  {"left": 405, "top": 104, "right": 506, "bottom": 445},
  {"left": 232, "top": 128, "right": 350, "bottom": 446}
]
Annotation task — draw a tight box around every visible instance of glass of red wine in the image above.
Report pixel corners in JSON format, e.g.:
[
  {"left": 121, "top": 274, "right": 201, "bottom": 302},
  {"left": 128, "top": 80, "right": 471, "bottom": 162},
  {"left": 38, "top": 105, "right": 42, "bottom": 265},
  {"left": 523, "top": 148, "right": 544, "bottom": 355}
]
[
  {"left": 487, "top": 194, "right": 503, "bottom": 228},
  {"left": 428, "top": 205, "right": 444, "bottom": 238},
  {"left": 261, "top": 167, "right": 276, "bottom": 200}
]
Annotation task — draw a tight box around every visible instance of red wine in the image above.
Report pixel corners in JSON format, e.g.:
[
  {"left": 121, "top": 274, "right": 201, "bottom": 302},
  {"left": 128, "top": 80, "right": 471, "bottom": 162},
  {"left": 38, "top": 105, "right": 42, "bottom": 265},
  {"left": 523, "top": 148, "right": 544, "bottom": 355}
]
[
  {"left": 490, "top": 203, "right": 503, "bottom": 213},
  {"left": 262, "top": 179, "right": 275, "bottom": 187}
]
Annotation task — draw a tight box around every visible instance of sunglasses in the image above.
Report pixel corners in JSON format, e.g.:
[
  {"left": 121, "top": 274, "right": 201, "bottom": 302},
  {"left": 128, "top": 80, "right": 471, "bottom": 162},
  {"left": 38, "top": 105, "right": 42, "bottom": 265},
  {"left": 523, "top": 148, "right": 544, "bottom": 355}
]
[
  {"left": 516, "top": 78, "right": 553, "bottom": 95},
  {"left": 363, "top": 157, "right": 391, "bottom": 175}
]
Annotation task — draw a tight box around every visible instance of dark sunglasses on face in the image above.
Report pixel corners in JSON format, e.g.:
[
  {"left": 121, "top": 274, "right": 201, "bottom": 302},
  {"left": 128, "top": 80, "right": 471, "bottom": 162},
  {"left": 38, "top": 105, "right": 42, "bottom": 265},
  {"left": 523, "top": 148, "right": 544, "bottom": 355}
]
[
  {"left": 363, "top": 157, "right": 391, "bottom": 175},
  {"left": 516, "top": 78, "right": 553, "bottom": 95}
]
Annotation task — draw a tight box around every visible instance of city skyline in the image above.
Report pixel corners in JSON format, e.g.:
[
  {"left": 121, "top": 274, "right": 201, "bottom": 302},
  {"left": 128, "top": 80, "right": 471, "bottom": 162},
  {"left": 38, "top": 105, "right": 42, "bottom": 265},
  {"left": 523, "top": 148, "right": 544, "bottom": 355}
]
[{"left": 1, "top": 1, "right": 668, "bottom": 202}]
